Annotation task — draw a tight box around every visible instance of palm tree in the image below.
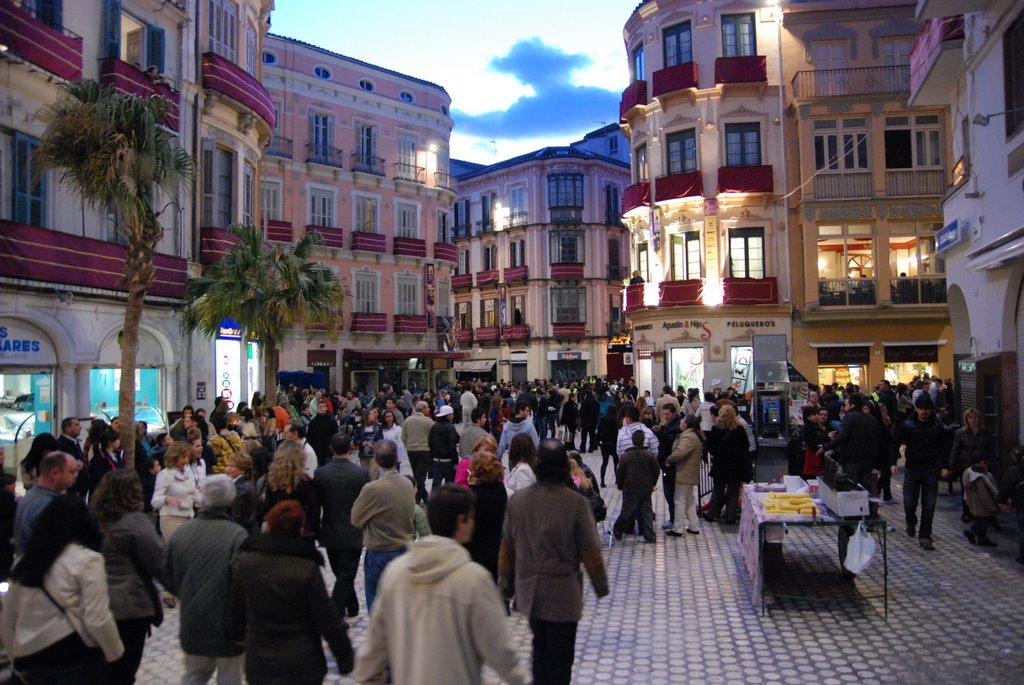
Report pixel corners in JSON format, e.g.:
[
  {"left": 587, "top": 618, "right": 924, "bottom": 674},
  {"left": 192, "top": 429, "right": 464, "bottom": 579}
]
[
  {"left": 182, "top": 224, "right": 344, "bottom": 400},
  {"left": 36, "top": 80, "right": 192, "bottom": 468}
]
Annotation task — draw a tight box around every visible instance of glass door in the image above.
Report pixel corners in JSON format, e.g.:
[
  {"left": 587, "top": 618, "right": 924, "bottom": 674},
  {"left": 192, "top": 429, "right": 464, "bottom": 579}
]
[{"left": 0, "top": 369, "right": 54, "bottom": 477}]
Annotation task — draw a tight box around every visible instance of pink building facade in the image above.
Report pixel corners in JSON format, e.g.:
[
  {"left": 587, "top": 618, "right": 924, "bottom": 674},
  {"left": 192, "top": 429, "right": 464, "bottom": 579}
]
[
  {"left": 260, "top": 35, "right": 459, "bottom": 394},
  {"left": 451, "top": 127, "right": 631, "bottom": 383}
]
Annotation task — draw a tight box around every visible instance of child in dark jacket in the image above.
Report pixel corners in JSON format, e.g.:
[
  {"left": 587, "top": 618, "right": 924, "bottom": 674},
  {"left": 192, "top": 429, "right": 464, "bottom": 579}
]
[
  {"left": 612, "top": 430, "right": 661, "bottom": 543},
  {"left": 963, "top": 455, "right": 999, "bottom": 547}
]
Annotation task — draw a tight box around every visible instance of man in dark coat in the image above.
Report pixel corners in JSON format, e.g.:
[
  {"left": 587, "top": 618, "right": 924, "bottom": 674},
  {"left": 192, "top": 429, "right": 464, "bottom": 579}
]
[
  {"left": 653, "top": 404, "right": 683, "bottom": 530},
  {"left": 306, "top": 399, "right": 339, "bottom": 468},
  {"left": 314, "top": 433, "right": 369, "bottom": 618},
  {"left": 896, "top": 395, "right": 949, "bottom": 551},
  {"left": 428, "top": 405, "right": 460, "bottom": 492},
  {"left": 578, "top": 389, "right": 600, "bottom": 454},
  {"left": 166, "top": 475, "right": 248, "bottom": 684}
]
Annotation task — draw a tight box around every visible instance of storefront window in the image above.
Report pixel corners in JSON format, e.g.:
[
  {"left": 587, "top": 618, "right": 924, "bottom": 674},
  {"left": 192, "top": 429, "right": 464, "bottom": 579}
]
[
  {"left": 817, "top": 224, "right": 875, "bottom": 306},
  {"left": 817, "top": 365, "right": 864, "bottom": 388},
  {"left": 89, "top": 368, "right": 163, "bottom": 431},
  {"left": 884, "top": 363, "right": 935, "bottom": 385},
  {"left": 669, "top": 346, "right": 705, "bottom": 393},
  {"left": 0, "top": 371, "right": 53, "bottom": 475},
  {"left": 889, "top": 223, "right": 946, "bottom": 305}
]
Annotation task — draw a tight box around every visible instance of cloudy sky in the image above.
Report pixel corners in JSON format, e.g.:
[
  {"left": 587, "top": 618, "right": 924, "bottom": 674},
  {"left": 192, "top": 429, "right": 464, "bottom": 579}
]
[{"left": 269, "top": 0, "right": 632, "bottom": 164}]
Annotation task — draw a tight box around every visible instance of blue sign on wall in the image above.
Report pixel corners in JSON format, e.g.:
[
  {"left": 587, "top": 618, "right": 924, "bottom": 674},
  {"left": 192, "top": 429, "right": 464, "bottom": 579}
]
[{"left": 936, "top": 220, "right": 961, "bottom": 254}]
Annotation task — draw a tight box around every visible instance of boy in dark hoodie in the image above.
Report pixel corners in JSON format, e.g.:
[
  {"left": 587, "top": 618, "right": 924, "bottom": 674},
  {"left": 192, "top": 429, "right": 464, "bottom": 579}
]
[{"left": 612, "top": 430, "right": 661, "bottom": 543}]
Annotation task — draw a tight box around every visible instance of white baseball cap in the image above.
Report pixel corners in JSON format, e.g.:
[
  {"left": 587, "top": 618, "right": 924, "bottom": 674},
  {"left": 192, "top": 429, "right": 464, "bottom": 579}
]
[{"left": 436, "top": 405, "right": 454, "bottom": 418}]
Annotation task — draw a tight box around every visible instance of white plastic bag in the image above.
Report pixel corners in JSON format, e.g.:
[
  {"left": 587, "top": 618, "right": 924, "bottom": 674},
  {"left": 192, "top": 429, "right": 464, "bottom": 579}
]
[{"left": 844, "top": 521, "right": 876, "bottom": 574}]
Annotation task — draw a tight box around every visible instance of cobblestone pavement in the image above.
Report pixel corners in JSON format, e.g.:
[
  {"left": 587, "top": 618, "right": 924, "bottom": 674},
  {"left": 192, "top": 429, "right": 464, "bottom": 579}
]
[{"left": 135, "top": 451, "right": 1024, "bottom": 685}]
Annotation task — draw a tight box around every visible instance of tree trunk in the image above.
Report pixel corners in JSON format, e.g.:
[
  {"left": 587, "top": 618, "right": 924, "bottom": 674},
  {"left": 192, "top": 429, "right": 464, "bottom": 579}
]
[
  {"left": 118, "top": 219, "right": 159, "bottom": 470},
  {"left": 263, "top": 338, "right": 279, "bottom": 402}
]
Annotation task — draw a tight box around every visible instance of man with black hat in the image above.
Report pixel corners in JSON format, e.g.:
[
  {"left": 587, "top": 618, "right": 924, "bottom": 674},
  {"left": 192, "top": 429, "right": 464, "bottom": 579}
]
[
  {"left": 498, "top": 439, "right": 608, "bottom": 685},
  {"left": 895, "top": 394, "right": 949, "bottom": 550}
]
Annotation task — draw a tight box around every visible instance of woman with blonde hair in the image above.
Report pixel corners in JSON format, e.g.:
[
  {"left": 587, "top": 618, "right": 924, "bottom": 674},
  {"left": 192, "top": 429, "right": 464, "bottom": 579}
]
[
  {"left": 262, "top": 442, "right": 320, "bottom": 539},
  {"left": 950, "top": 407, "right": 994, "bottom": 522},
  {"left": 465, "top": 451, "right": 507, "bottom": 580},
  {"left": 151, "top": 440, "right": 200, "bottom": 541},
  {"left": 703, "top": 404, "right": 750, "bottom": 524},
  {"left": 455, "top": 434, "right": 498, "bottom": 487},
  {"left": 226, "top": 452, "right": 259, "bottom": 534}
]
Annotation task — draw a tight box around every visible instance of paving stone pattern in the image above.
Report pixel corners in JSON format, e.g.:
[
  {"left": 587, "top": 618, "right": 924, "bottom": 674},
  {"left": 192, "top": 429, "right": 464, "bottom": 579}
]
[{"left": 135, "top": 452, "right": 1024, "bottom": 684}]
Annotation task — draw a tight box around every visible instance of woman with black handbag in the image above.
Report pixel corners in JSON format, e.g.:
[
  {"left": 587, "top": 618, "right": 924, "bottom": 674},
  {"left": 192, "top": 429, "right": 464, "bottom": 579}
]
[
  {"left": 1, "top": 494, "right": 124, "bottom": 684},
  {"left": 91, "top": 469, "right": 168, "bottom": 684}
]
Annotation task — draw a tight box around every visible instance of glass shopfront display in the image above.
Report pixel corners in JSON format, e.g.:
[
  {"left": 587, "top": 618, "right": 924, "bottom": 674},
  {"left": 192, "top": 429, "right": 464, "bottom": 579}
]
[{"left": 669, "top": 345, "right": 705, "bottom": 394}]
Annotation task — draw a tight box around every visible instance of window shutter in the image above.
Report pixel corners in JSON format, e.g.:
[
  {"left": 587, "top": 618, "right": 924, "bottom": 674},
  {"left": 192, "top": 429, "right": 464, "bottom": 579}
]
[
  {"left": 38, "top": 0, "right": 61, "bottom": 28},
  {"left": 103, "top": 0, "right": 121, "bottom": 59},
  {"left": 201, "top": 140, "right": 215, "bottom": 226},
  {"left": 146, "top": 26, "right": 165, "bottom": 72},
  {"left": 326, "top": 115, "right": 334, "bottom": 149}
]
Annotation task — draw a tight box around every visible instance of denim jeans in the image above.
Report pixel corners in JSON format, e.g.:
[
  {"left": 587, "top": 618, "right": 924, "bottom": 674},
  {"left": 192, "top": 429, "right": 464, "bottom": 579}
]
[
  {"left": 903, "top": 467, "right": 939, "bottom": 540},
  {"left": 528, "top": 617, "right": 578, "bottom": 685},
  {"left": 364, "top": 548, "right": 405, "bottom": 613}
]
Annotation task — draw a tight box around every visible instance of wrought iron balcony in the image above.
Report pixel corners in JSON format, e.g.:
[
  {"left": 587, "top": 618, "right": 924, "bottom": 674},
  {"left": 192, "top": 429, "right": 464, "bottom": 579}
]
[
  {"left": 891, "top": 277, "right": 947, "bottom": 305},
  {"left": 607, "top": 265, "right": 625, "bottom": 281},
  {"left": 818, "top": 278, "right": 877, "bottom": 307},
  {"left": 351, "top": 152, "right": 386, "bottom": 176},
  {"left": 505, "top": 210, "right": 529, "bottom": 228},
  {"left": 202, "top": 52, "right": 275, "bottom": 130},
  {"left": 306, "top": 143, "right": 343, "bottom": 167},
  {"left": 266, "top": 137, "right": 293, "bottom": 158},
  {"left": 813, "top": 171, "right": 872, "bottom": 200},
  {"left": 435, "top": 171, "right": 455, "bottom": 191},
  {"left": 792, "top": 65, "right": 910, "bottom": 99},
  {"left": 393, "top": 236, "right": 427, "bottom": 258},
  {"left": 99, "top": 59, "right": 180, "bottom": 131},
  {"left": 0, "top": 0, "right": 82, "bottom": 81},
  {"left": 351, "top": 312, "right": 388, "bottom": 333},
  {"left": 452, "top": 223, "right": 472, "bottom": 240},
  {"left": 393, "top": 162, "right": 425, "bottom": 183},
  {"left": 549, "top": 207, "right": 582, "bottom": 224}
]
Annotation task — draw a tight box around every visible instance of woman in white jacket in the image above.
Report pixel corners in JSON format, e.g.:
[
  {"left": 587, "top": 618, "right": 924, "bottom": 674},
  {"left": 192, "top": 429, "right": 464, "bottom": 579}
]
[
  {"left": 151, "top": 440, "right": 201, "bottom": 541},
  {"left": 1, "top": 494, "right": 124, "bottom": 682},
  {"left": 505, "top": 433, "right": 537, "bottom": 496}
]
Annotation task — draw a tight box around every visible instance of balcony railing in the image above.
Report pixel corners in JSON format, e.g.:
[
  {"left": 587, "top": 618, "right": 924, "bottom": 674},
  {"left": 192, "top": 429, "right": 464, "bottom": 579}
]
[
  {"left": 393, "top": 162, "right": 425, "bottom": 183},
  {"left": 891, "top": 277, "right": 948, "bottom": 305},
  {"left": 818, "top": 278, "right": 877, "bottom": 307},
  {"left": 0, "top": 0, "right": 83, "bottom": 81},
  {"left": 351, "top": 231, "right": 386, "bottom": 253},
  {"left": 351, "top": 312, "right": 388, "bottom": 333},
  {"left": 791, "top": 66, "right": 910, "bottom": 99},
  {"left": 551, "top": 263, "right": 584, "bottom": 280},
  {"left": 552, "top": 323, "right": 587, "bottom": 338},
  {"left": 99, "top": 59, "right": 180, "bottom": 131},
  {"left": 266, "top": 137, "right": 293, "bottom": 158},
  {"left": 652, "top": 62, "right": 699, "bottom": 98},
  {"left": 715, "top": 56, "right": 767, "bottom": 85},
  {"left": 393, "top": 236, "right": 427, "bottom": 258},
  {"left": 264, "top": 220, "right": 292, "bottom": 243},
  {"left": 351, "top": 153, "right": 386, "bottom": 176},
  {"left": 200, "top": 226, "right": 240, "bottom": 265},
  {"left": 451, "top": 273, "right": 474, "bottom": 289},
  {"left": 813, "top": 171, "right": 872, "bottom": 200},
  {"left": 504, "top": 210, "right": 529, "bottom": 228},
  {"left": 202, "top": 52, "right": 275, "bottom": 130},
  {"left": 659, "top": 280, "right": 703, "bottom": 307},
  {"left": 394, "top": 314, "right": 429, "bottom": 333},
  {"left": 655, "top": 170, "right": 703, "bottom": 202},
  {"left": 503, "top": 324, "right": 530, "bottom": 341},
  {"left": 306, "top": 143, "right": 344, "bottom": 167},
  {"left": 619, "top": 79, "right": 648, "bottom": 121},
  {"left": 885, "top": 169, "right": 946, "bottom": 196},
  {"left": 433, "top": 242, "right": 458, "bottom": 263},
  {"left": 718, "top": 165, "right": 773, "bottom": 194},
  {"left": 475, "top": 326, "right": 500, "bottom": 342},
  {"left": 475, "top": 220, "right": 494, "bottom": 235},
  {"left": 476, "top": 269, "right": 499, "bottom": 287},
  {"left": 625, "top": 283, "right": 647, "bottom": 312},
  {"left": 452, "top": 223, "right": 472, "bottom": 240},
  {"left": 435, "top": 171, "right": 455, "bottom": 191},
  {"left": 723, "top": 277, "right": 778, "bottom": 305},
  {"left": 0, "top": 219, "right": 186, "bottom": 299},
  {"left": 305, "top": 224, "right": 344, "bottom": 249},
  {"left": 622, "top": 182, "right": 650, "bottom": 215},
  {"left": 503, "top": 264, "right": 528, "bottom": 282},
  {"left": 458, "top": 329, "right": 473, "bottom": 345}
]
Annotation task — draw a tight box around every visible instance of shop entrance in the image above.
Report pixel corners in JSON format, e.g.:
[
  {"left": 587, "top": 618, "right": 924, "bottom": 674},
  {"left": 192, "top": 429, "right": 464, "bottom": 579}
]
[
  {"left": 0, "top": 369, "right": 54, "bottom": 477},
  {"left": 668, "top": 346, "right": 705, "bottom": 393},
  {"left": 511, "top": 363, "right": 528, "bottom": 385},
  {"left": 550, "top": 360, "right": 586, "bottom": 384}
]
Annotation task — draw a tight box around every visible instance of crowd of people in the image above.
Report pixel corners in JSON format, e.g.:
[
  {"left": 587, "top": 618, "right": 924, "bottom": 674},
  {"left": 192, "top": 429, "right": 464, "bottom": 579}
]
[{"left": 0, "top": 372, "right": 1021, "bottom": 684}]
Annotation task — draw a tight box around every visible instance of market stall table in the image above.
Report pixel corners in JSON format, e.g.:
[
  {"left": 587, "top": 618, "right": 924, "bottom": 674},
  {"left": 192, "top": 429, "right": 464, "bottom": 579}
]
[{"left": 737, "top": 483, "right": 888, "bottom": 617}]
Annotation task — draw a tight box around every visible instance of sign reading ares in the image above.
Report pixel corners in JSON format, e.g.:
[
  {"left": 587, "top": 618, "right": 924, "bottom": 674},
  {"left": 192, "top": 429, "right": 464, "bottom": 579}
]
[{"left": 0, "top": 327, "right": 41, "bottom": 353}]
